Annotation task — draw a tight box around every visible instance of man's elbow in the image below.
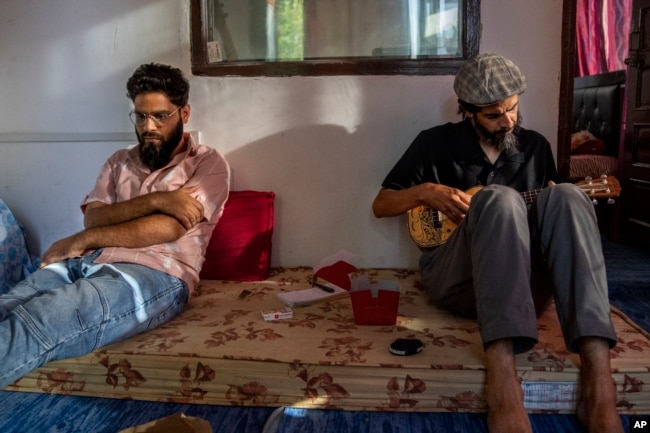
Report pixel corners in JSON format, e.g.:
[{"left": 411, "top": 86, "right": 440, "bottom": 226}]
[
  {"left": 372, "top": 188, "right": 396, "bottom": 218},
  {"left": 83, "top": 205, "right": 106, "bottom": 229},
  {"left": 372, "top": 197, "right": 391, "bottom": 219}
]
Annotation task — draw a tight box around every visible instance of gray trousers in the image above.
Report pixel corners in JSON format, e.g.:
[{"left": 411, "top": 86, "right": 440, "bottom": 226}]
[{"left": 419, "top": 183, "right": 617, "bottom": 354}]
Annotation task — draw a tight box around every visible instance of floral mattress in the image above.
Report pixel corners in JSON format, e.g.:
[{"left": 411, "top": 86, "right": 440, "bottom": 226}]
[{"left": 5, "top": 268, "right": 650, "bottom": 414}]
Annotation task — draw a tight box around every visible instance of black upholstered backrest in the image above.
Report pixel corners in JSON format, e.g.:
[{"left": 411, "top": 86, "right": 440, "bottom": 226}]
[{"left": 573, "top": 70, "right": 626, "bottom": 156}]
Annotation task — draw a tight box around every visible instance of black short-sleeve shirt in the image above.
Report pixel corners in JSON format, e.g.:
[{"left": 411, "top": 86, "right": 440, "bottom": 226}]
[{"left": 381, "top": 119, "right": 559, "bottom": 193}]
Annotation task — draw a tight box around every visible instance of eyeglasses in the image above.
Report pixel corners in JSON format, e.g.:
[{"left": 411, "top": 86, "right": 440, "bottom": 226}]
[{"left": 129, "top": 107, "right": 180, "bottom": 127}]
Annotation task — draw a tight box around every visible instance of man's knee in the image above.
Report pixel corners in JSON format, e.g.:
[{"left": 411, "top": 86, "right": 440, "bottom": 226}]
[
  {"left": 537, "top": 183, "right": 594, "bottom": 212},
  {"left": 470, "top": 185, "right": 526, "bottom": 218}
]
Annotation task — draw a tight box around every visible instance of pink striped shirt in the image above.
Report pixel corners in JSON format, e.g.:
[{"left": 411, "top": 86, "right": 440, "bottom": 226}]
[{"left": 81, "top": 133, "right": 230, "bottom": 293}]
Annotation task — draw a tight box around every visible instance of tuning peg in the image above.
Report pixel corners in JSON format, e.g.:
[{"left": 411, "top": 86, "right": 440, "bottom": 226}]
[
  {"left": 607, "top": 198, "right": 615, "bottom": 205},
  {"left": 585, "top": 176, "right": 593, "bottom": 185},
  {"left": 592, "top": 199, "right": 599, "bottom": 205}
]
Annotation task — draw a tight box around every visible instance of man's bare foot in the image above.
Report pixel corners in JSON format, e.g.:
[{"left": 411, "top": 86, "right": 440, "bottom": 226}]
[
  {"left": 487, "top": 386, "right": 532, "bottom": 433},
  {"left": 576, "top": 337, "right": 624, "bottom": 433},
  {"left": 576, "top": 396, "right": 623, "bottom": 433},
  {"left": 485, "top": 339, "right": 533, "bottom": 433}
]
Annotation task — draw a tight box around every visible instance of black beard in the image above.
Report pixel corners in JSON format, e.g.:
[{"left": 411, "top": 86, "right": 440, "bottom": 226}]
[
  {"left": 473, "top": 115, "right": 522, "bottom": 153},
  {"left": 137, "top": 119, "right": 184, "bottom": 171}
]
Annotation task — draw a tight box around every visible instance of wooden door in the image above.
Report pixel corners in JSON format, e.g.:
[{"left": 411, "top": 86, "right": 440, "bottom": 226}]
[{"left": 621, "top": 0, "right": 650, "bottom": 245}]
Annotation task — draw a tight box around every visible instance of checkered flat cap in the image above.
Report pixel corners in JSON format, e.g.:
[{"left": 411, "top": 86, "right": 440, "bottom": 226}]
[{"left": 453, "top": 54, "right": 527, "bottom": 106}]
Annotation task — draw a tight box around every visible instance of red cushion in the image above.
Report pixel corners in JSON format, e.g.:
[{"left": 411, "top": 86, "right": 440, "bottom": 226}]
[
  {"left": 200, "top": 191, "right": 275, "bottom": 281},
  {"left": 570, "top": 130, "right": 605, "bottom": 155}
]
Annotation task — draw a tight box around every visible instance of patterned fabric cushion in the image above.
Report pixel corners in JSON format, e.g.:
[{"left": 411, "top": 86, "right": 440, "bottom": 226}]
[
  {"left": 0, "top": 198, "right": 38, "bottom": 293},
  {"left": 9, "top": 268, "right": 650, "bottom": 413},
  {"left": 199, "top": 191, "right": 275, "bottom": 281}
]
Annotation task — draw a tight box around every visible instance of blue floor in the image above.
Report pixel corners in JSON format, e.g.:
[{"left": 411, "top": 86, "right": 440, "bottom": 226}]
[{"left": 0, "top": 391, "right": 633, "bottom": 433}]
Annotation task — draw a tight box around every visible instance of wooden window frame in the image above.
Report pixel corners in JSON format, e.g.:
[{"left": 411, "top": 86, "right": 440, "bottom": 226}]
[{"left": 190, "top": 0, "right": 481, "bottom": 77}]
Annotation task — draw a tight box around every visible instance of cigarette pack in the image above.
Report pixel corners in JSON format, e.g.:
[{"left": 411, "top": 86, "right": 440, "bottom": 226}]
[{"left": 261, "top": 307, "right": 294, "bottom": 321}]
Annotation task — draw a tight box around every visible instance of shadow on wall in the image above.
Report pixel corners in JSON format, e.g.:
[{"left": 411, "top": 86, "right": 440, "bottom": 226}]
[{"left": 224, "top": 123, "right": 422, "bottom": 269}]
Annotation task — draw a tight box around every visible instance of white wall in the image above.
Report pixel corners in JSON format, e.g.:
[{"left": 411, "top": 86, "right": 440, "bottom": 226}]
[{"left": 0, "top": 0, "right": 563, "bottom": 268}]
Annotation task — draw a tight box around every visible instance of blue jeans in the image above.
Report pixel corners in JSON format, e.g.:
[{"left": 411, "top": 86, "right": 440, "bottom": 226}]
[{"left": 0, "top": 251, "right": 189, "bottom": 388}]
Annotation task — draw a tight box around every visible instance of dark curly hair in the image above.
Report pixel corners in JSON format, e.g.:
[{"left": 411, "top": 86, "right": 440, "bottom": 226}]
[
  {"left": 457, "top": 99, "right": 482, "bottom": 116},
  {"left": 126, "top": 63, "right": 189, "bottom": 106}
]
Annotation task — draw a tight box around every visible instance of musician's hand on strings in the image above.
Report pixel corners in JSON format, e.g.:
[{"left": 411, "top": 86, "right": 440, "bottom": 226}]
[{"left": 424, "top": 184, "right": 472, "bottom": 225}]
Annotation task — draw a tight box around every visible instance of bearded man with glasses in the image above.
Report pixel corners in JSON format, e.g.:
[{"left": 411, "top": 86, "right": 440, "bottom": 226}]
[{"left": 0, "top": 63, "right": 230, "bottom": 388}]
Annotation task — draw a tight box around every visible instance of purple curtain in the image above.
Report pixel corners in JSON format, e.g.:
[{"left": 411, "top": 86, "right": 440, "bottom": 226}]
[{"left": 575, "top": 0, "right": 632, "bottom": 77}]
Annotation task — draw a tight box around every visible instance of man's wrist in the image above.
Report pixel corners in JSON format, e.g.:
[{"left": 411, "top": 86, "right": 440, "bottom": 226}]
[{"left": 75, "top": 227, "right": 101, "bottom": 251}]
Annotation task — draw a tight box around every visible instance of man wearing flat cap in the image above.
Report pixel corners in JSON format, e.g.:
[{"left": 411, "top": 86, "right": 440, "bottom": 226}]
[{"left": 372, "top": 54, "right": 623, "bottom": 433}]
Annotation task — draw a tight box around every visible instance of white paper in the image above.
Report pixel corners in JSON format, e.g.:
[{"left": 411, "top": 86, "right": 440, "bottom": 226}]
[
  {"left": 207, "top": 41, "right": 223, "bottom": 63},
  {"left": 277, "top": 283, "right": 348, "bottom": 307}
]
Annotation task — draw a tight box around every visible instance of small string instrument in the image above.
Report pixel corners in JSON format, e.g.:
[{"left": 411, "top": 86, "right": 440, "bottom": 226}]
[{"left": 407, "top": 175, "right": 621, "bottom": 248}]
